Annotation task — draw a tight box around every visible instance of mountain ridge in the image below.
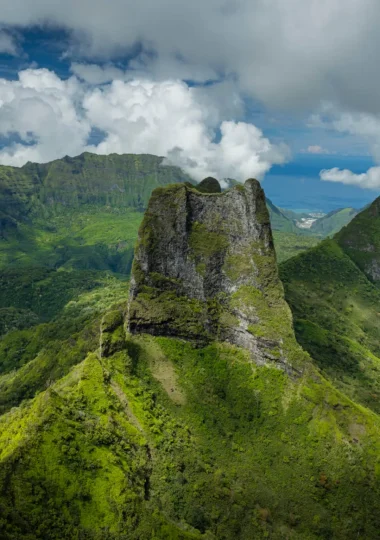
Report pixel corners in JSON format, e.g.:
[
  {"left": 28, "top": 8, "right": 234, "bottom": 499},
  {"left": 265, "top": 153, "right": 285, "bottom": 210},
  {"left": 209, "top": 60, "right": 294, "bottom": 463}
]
[{"left": 1, "top": 176, "right": 380, "bottom": 538}]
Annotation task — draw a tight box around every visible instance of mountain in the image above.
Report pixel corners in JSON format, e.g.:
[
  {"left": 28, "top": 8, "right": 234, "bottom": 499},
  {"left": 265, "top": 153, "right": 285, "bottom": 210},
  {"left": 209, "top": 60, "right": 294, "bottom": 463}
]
[
  {"left": 1, "top": 178, "right": 380, "bottom": 539},
  {"left": 266, "top": 197, "right": 298, "bottom": 233},
  {"left": 336, "top": 197, "right": 380, "bottom": 284},
  {"left": 280, "top": 198, "right": 380, "bottom": 414},
  {"left": 309, "top": 207, "right": 358, "bottom": 237},
  {"left": 0, "top": 152, "right": 192, "bottom": 272},
  {"left": 0, "top": 152, "right": 323, "bottom": 281},
  {"left": 129, "top": 178, "right": 303, "bottom": 373}
]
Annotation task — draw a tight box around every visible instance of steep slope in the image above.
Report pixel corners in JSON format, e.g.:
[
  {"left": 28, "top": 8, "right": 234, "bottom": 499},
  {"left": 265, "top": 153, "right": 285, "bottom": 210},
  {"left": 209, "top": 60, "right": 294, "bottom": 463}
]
[
  {"left": 310, "top": 207, "right": 358, "bottom": 237},
  {"left": 281, "top": 198, "right": 380, "bottom": 414},
  {"left": 0, "top": 153, "right": 192, "bottom": 271},
  {"left": 1, "top": 179, "right": 380, "bottom": 539},
  {"left": 129, "top": 179, "right": 305, "bottom": 373},
  {"left": 336, "top": 196, "right": 380, "bottom": 284},
  {"left": 266, "top": 197, "right": 298, "bottom": 233},
  {"left": 0, "top": 152, "right": 192, "bottom": 224},
  {"left": 272, "top": 231, "right": 320, "bottom": 263}
]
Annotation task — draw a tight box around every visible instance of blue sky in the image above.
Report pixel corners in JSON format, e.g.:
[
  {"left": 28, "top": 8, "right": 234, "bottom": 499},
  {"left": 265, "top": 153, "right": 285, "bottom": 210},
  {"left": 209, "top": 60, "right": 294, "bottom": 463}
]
[{"left": 0, "top": 7, "right": 380, "bottom": 211}]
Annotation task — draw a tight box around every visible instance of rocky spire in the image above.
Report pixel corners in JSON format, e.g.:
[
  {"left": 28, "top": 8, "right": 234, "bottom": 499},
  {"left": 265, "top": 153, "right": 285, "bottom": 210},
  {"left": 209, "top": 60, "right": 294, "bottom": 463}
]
[{"left": 128, "top": 178, "right": 305, "bottom": 373}]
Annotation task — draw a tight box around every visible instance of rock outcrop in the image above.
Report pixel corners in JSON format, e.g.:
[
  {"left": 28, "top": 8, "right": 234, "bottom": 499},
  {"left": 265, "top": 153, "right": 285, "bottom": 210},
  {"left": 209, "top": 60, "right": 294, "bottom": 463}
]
[{"left": 128, "top": 178, "right": 305, "bottom": 372}]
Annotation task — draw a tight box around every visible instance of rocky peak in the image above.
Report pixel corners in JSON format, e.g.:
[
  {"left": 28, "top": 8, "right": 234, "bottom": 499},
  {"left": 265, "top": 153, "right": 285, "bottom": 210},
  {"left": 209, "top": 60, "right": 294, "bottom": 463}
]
[{"left": 128, "top": 178, "right": 305, "bottom": 373}]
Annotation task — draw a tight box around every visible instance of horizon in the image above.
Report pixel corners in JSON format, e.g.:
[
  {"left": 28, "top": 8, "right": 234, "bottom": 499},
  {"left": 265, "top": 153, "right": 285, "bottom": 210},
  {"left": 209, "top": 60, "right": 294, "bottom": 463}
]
[{"left": 0, "top": 9, "right": 380, "bottom": 209}]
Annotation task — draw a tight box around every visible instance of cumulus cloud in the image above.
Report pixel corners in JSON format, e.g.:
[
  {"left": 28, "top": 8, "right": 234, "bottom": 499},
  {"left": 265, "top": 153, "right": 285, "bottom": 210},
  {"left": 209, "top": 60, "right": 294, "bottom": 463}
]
[
  {"left": 320, "top": 166, "right": 380, "bottom": 189},
  {"left": 310, "top": 106, "right": 380, "bottom": 158},
  {"left": 0, "top": 0, "right": 379, "bottom": 113},
  {"left": 0, "top": 69, "right": 90, "bottom": 166},
  {"left": 84, "top": 78, "right": 288, "bottom": 181},
  {"left": 0, "top": 69, "right": 288, "bottom": 181},
  {"left": 312, "top": 105, "right": 380, "bottom": 189}
]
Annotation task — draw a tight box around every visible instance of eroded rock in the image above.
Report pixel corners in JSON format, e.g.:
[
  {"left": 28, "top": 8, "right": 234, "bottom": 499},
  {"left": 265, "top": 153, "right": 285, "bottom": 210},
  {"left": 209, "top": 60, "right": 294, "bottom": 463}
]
[{"left": 128, "top": 179, "right": 305, "bottom": 373}]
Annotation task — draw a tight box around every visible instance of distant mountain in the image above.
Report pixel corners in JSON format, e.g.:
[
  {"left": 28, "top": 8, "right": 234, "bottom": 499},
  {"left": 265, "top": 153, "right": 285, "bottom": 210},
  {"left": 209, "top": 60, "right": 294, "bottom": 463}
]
[
  {"left": 0, "top": 153, "right": 191, "bottom": 272},
  {"left": 281, "top": 198, "right": 380, "bottom": 414},
  {"left": 309, "top": 207, "right": 358, "bottom": 237},
  {"left": 266, "top": 197, "right": 299, "bottom": 233}
]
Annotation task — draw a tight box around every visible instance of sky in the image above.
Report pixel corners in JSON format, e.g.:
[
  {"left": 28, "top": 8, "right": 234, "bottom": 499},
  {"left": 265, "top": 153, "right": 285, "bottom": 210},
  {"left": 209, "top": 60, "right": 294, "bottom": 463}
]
[{"left": 0, "top": 1, "right": 380, "bottom": 210}]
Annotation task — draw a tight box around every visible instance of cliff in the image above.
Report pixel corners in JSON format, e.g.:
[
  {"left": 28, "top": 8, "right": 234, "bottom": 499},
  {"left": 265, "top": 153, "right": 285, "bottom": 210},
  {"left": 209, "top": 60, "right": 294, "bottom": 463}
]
[{"left": 128, "top": 178, "right": 305, "bottom": 373}]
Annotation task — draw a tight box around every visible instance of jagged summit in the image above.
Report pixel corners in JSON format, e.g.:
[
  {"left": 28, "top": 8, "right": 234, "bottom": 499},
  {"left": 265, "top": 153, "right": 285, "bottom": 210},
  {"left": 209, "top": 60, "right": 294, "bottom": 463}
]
[{"left": 128, "top": 178, "right": 305, "bottom": 372}]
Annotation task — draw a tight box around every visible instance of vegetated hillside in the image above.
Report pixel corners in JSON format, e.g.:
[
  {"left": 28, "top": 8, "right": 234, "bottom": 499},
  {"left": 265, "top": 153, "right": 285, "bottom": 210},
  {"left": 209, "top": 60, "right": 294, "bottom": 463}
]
[
  {"left": 0, "top": 153, "right": 192, "bottom": 272},
  {"left": 272, "top": 231, "right": 320, "bottom": 263},
  {"left": 1, "top": 181, "right": 380, "bottom": 539},
  {"left": 266, "top": 197, "right": 298, "bottom": 233},
  {"left": 310, "top": 207, "right": 358, "bottom": 237},
  {"left": 280, "top": 198, "right": 380, "bottom": 414},
  {"left": 0, "top": 152, "right": 309, "bottom": 272},
  {"left": 336, "top": 196, "right": 380, "bottom": 284}
]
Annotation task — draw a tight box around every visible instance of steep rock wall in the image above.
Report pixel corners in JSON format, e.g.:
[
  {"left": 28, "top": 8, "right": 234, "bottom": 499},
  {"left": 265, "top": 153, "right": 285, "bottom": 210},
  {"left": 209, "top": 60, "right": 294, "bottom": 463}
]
[{"left": 128, "top": 179, "right": 305, "bottom": 373}]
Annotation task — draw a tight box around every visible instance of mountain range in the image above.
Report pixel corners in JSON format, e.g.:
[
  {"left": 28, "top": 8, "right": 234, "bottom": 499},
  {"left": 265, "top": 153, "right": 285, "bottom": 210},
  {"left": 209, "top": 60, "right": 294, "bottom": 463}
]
[{"left": 0, "top": 153, "right": 379, "bottom": 539}]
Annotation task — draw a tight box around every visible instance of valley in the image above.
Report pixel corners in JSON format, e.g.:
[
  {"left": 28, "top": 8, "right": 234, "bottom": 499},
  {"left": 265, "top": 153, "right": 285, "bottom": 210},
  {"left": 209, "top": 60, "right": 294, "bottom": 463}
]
[{"left": 0, "top": 153, "right": 379, "bottom": 539}]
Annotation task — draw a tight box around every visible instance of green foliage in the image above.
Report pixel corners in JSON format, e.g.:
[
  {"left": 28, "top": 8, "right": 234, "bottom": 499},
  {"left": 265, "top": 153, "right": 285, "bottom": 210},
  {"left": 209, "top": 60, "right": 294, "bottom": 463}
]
[
  {"left": 1, "top": 334, "right": 380, "bottom": 539},
  {"left": 281, "top": 238, "right": 380, "bottom": 413},
  {"left": 2, "top": 155, "right": 380, "bottom": 539},
  {"left": 0, "top": 273, "right": 130, "bottom": 413},
  {"left": 189, "top": 222, "right": 229, "bottom": 259},
  {"left": 336, "top": 197, "right": 380, "bottom": 284},
  {"left": 273, "top": 231, "right": 321, "bottom": 263},
  {"left": 310, "top": 207, "right": 358, "bottom": 237},
  {"left": 266, "top": 198, "right": 298, "bottom": 233}
]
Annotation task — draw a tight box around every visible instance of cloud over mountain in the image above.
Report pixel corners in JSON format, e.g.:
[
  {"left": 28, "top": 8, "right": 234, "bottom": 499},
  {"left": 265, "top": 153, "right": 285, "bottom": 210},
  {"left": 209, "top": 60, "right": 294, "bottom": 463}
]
[{"left": 0, "top": 69, "right": 289, "bottom": 181}]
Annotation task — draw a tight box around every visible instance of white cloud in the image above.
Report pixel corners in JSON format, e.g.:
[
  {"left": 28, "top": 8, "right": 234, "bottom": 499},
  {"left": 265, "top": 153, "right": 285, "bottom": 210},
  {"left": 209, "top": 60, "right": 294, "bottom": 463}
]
[
  {"left": 0, "top": 69, "right": 288, "bottom": 181},
  {"left": 303, "top": 145, "right": 333, "bottom": 154},
  {"left": 70, "top": 63, "right": 131, "bottom": 84},
  {"left": 84, "top": 78, "right": 288, "bottom": 181},
  {"left": 320, "top": 166, "right": 380, "bottom": 189},
  {"left": 0, "top": 69, "right": 90, "bottom": 166},
  {"left": 311, "top": 105, "right": 380, "bottom": 189},
  {"left": 0, "top": 0, "right": 379, "bottom": 113}
]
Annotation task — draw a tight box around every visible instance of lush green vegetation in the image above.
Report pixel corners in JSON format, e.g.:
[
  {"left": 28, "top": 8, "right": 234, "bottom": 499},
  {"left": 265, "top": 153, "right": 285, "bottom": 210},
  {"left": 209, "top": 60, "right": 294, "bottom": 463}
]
[
  {"left": 1, "top": 154, "right": 380, "bottom": 538},
  {"left": 281, "top": 234, "right": 380, "bottom": 414},
  {"left": 266, "top": 198, "right": 298, "bottom": 233},
  {"left": 0, "top": 272, "right": 130, "bottom": 413},
  {"left": 273, "top": 231, "right": 321, "bottom": 263},
  {"left": 2, "top": 328, "right": 380, "bottom": 539},
  {"left": 336, "top": 197, "right": 380, "bottom": 284},
  {"left": 310, "top": 207, "right": 358, "bottom": 237}
]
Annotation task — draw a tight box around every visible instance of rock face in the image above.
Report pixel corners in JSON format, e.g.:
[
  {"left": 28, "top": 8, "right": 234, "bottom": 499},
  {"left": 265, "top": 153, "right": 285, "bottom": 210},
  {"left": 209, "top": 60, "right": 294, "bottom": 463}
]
[{"left": 128, "top": 179, "right": 304, "bottom": 372}]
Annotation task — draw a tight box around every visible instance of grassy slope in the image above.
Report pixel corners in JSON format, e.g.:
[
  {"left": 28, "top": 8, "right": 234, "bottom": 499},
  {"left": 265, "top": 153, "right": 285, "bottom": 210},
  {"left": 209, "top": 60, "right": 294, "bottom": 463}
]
[
  {"left": 281, "top": 238, "right": 380, "bottom": 414},
  {"left": 0, "top": 273, "right": 130, "bottom": 413},
  {"left": 1, "top": 328, "right": 380, "bottom": 539},
  {"left": 310, "top": 208, "right": 358, "bottom": 237},
  {"left": 266, "top": 198, "right": 298, "bottom": 233},
  {"left": 273, "top": 231, "right": 320, "bottom": 263},
  {"left": 336, "top": 197, "right": 380, "bottom": 284}
]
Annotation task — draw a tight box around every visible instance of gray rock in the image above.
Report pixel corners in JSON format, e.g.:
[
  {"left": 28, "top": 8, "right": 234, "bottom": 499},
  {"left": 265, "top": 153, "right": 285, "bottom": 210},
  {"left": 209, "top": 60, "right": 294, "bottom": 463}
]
[{"left": 128, "top": 179, "right": 305, "bottom": 373}]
